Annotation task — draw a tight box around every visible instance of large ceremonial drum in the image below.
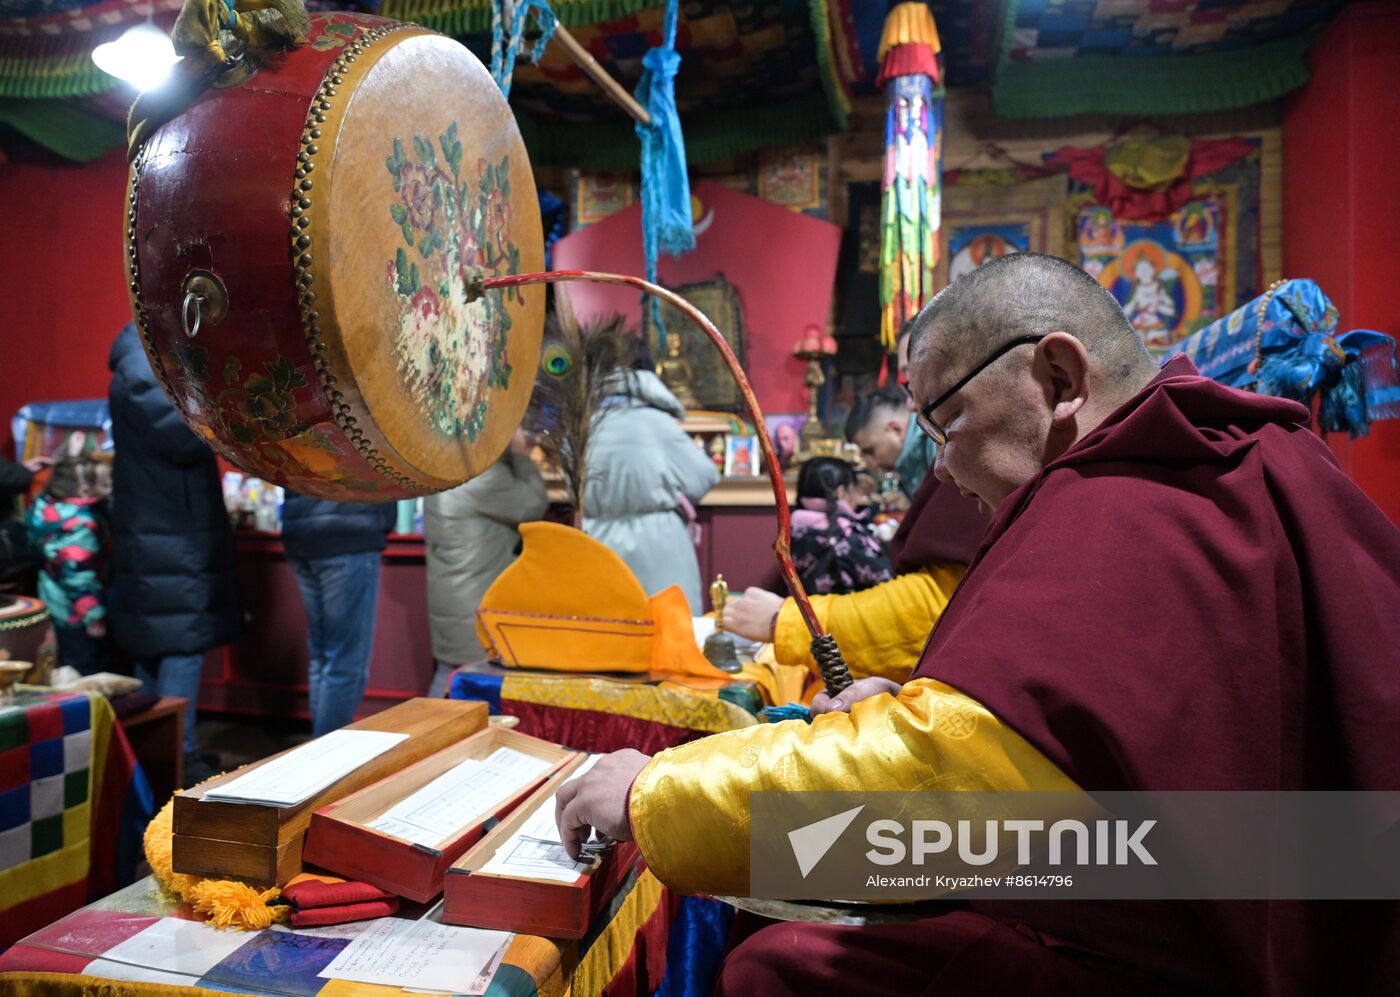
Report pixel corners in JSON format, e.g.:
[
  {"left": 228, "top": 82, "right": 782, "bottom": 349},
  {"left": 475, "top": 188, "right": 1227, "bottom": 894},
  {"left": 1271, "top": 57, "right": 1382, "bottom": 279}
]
[{"left": 125, "top": 14, "right": 545, "bottom": 500}]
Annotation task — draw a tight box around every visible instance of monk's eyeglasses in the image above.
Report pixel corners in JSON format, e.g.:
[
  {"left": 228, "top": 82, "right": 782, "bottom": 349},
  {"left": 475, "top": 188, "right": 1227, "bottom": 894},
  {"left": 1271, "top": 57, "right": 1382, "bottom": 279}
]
[{"left": 915, "top": 335, "right": 1045, "bottom": 445}]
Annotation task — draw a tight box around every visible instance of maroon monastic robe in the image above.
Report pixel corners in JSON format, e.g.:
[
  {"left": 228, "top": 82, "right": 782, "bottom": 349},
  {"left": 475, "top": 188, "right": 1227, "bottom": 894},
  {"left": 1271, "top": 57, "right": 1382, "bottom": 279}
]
[
  {"left": 910, "top": 355, "right": 1400, "bottom": 994},
  {"left": 719, "top": 356, "right": 1399, "bottom": 996},
  {"left": 888, "top": 466, "right": 988, "bottom": 574}
]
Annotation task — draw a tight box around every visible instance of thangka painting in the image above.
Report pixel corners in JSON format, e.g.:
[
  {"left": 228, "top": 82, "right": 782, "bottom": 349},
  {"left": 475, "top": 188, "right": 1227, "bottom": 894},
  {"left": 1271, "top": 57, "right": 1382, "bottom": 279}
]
[
  {"left": 755, "top": 145, "right": 828, "bottom": 219},
  {"left": 641, "top": 275, "right": 748, "bottom": 413},
  {"left": 935, "top": 174, "right": 1069, "bottom": 288},
  {"left": 1064, "top": 142, "right": 1261, "bottom": 354},
  {"left": 570, "top": 171, "right": 637, "bottom": 230}
]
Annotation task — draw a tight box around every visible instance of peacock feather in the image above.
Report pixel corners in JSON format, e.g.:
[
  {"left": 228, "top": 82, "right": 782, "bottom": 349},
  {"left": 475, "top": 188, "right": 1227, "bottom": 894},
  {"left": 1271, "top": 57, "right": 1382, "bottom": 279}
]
[{"left": 527, "top": 313, "right": 642, "bottom": 528}]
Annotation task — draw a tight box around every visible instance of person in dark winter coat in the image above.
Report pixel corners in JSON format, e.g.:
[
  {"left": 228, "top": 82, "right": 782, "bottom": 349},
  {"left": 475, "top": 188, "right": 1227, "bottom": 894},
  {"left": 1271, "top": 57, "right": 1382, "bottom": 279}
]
[
  {"left": 280, "top": 492, "right": 395, "bottom": 734},
  {"left": 107, "top": 322, "right": 242, "bottom": 766},
  {"left": 0, "top": 453, "right": 50, "bottom": 582}
]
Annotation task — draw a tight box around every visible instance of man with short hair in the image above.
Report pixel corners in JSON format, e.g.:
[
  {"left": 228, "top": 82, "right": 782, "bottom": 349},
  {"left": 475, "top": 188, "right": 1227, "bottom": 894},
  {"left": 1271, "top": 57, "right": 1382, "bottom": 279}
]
[
  {"left": 554, "top": 254, "right": 1400, "bottom": 995},
  {"left": 844, "top": 387, "right": 907, "bottom": 476}
]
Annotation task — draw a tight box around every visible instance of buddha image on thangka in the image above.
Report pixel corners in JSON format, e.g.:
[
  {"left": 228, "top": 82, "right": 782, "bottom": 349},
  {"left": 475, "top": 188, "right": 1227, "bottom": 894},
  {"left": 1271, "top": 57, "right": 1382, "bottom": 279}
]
[
  {"left": 947, "top": 224, "right": 1028, "bottom": 282},
  {"left": 1076, "top": 200, "right": 1225, "bottom": 353}
]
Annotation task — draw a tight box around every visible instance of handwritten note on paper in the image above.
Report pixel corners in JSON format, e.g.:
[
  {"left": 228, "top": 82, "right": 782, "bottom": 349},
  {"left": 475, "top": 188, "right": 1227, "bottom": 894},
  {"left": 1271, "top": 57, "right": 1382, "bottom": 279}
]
[
  {"left": 316, "top": 906, "right": 511, "bottom": 995},
  {"left": 373, "top": 747, "right": 555, "bottom": 844},
  {"left": 204, "top": 730, "right": 409, "bottom": 806}
]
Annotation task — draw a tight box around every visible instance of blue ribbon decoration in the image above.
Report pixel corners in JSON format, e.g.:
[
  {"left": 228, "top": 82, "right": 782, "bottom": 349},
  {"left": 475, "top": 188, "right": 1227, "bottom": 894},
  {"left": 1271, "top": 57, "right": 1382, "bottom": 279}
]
[
  {"left": 635, "top": 0, "right": 695, "bottom": 333},
  {"left": 760, "top": 703, "right": 813, "bottom": 723},
  {"left": 1165, "top": 278, "right": 1400, "bottom": 438},
  {"left": 490, "top": 0, "right": 558, "bottom": 98}
]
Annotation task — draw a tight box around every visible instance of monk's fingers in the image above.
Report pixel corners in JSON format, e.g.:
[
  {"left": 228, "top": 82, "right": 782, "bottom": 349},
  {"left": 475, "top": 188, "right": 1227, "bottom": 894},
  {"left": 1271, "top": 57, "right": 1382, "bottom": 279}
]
[
  {"left": 557, "top": 793, "right": 595, "bottom": 861},
  {"left": 554, "top": 778, "right": 582, "bottom": 841},
  {"left": 727, "top": 588, "right": 778, "bottom": 640},
  {"left": 812, "top": 678, "right": 902, "bottom": 715}
]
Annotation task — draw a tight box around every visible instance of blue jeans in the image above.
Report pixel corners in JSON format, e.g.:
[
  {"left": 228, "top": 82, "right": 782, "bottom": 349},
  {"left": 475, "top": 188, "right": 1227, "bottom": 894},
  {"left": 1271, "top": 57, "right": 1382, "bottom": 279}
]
[
  {"left": 135, "top": 653, "right": 205, "bottom": 755},
  {"left": 289, "top": 551, "right": 382, "bottom": 735}
]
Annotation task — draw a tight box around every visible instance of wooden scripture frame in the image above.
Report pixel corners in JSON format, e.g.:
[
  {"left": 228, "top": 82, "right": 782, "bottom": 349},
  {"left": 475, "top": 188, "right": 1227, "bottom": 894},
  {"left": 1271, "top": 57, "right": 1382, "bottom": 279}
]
[
  {"left": 443, "top": 755, "right": 639, "bottom": 939},
  {"left": 304, "top": 727, "right": 576, "bottom": 903},
  {"left": 171, "top": 698, "right": 488, "bottom": 885}
]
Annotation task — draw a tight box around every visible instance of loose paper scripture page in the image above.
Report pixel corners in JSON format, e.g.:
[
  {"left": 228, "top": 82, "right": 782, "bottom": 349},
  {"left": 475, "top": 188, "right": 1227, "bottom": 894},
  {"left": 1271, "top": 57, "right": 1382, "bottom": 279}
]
[
  {"left": 477, "top": 755, "right": 602, "bottom": 883},
  {"left": 370, "top": 747, "right": 555, "bottom": 846},
  {"left": 317, "top": 903, "right": 510, "bottom": 995},
  {"left": 204, "top": 730, "right": 409, "bottom": 806}
]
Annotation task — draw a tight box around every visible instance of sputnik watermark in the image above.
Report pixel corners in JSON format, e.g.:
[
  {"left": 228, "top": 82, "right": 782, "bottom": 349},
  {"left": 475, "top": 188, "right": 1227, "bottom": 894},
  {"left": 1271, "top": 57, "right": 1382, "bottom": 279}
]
[
  {"left": 749, "top": 791, "right": 1400, "bottom": 900},
  {"left": 789, "top": 812, "right": 1155, "bottom": 879},
  {"left": 863, "top": 817, "right": 1156, "bottom": 868}
]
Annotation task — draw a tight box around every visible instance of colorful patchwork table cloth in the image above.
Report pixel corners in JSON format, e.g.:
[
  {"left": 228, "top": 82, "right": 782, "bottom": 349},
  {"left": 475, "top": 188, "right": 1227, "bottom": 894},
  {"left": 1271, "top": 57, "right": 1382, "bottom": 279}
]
[
  {"left": 0, "top": 689, "right": 153, "bottom": 947},
  {"left": 0, "top": 865, "right": 733, "bottom": 997}
]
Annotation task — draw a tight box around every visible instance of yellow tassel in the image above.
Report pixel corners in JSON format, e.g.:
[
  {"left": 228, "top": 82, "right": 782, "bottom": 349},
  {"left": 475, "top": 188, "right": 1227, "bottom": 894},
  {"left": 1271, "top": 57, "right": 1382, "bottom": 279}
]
[
  {"left": 877, "top": 2, "right": 942, "bottom": 62},
  {"left": 189, "top": 881, "right": 287, "bottom": 930},
  {"left": 144, "top": 796, "right": 291, "bottom": 931}
]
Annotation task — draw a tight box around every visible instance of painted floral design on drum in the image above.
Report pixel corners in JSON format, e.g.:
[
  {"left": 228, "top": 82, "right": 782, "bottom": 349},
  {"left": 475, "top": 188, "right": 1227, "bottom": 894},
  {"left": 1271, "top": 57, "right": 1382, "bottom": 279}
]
[
  {"left": 311, "top": 21, "right": 363, "bottom": 51},
  {"left": 165, "top": 342, "right": 382, "bottom": 494},
  {"left": 386, "top": 124, "right": 519, "bottom": 441}
]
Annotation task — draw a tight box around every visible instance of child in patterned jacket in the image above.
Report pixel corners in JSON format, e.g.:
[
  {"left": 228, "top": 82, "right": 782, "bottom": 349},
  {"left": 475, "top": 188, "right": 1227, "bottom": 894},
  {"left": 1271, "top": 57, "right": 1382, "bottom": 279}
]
[
  {"left": 789, "top": 457, "right": 893, "bottom": 596},
  {"left": 25, "top": 449, "right": 112, "bottom": 675}
]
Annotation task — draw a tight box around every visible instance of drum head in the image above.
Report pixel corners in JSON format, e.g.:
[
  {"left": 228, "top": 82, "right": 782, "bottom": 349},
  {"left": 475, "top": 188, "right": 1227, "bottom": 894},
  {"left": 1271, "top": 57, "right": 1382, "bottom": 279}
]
[
  {"left": 127, "top": 16, "right": 544, "bottom": 500},
  {"left": 307, "top": 28, "right": 545, "bottom": 491}
]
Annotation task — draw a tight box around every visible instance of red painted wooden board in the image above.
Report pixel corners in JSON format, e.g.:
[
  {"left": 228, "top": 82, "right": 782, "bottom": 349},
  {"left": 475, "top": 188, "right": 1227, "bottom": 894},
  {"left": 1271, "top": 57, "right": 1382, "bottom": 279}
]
[
  {"left": 444, "top": 841, "right": 639, "bottom": 940},
  {"left": 305, "top": 727, "right": 575, "bottom": 903},
  {"left": 443, "top": 755, "right": 640, "bottom": 939}
]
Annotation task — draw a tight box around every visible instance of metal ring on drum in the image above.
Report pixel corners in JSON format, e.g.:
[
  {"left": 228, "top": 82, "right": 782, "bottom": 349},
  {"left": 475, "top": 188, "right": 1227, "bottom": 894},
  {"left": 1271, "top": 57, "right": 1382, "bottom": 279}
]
[{"left": 181, "top": 291, "right": 202, "bottom": 338}]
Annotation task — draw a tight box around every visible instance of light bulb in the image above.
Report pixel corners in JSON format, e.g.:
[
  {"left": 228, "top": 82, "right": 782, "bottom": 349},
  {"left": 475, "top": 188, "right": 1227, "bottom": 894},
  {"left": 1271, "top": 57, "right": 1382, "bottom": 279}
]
[{"left": 92, "top": 24, "right": 179, "bottom": 92}]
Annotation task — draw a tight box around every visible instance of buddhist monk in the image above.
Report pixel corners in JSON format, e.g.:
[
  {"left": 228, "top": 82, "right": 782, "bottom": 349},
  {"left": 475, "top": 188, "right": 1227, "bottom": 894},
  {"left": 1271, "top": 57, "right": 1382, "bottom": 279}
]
[{"left": 556, "top": 254, "right": 1400, "bottom": 995}]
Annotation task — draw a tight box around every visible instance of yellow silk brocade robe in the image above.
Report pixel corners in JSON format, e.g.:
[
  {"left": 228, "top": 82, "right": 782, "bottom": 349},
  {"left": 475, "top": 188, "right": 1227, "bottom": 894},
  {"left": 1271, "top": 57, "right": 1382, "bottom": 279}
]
[
  {"left": 628, "top": 678, "right": 1080, "bottom": 898},
  {"left": 773, "top": 564, "right": 967, "bottom": 681}
]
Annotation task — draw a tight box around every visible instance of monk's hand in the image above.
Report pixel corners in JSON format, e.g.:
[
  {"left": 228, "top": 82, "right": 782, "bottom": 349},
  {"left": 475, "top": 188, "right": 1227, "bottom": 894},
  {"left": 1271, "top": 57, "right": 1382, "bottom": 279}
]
[
  {"left": 725, "top": 587, "right": 784, "bottom": 641},
  {"left": 554, "top": 749, "right": 651, "bottom": 860},
  {"left": 811, "top": 676, "right": 903, "bottom": 715}
]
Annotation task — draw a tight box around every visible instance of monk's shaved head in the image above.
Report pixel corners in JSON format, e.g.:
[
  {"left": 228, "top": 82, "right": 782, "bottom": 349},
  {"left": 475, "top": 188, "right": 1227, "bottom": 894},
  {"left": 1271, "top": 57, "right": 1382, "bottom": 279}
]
[
  {"left": 904, "top": 254, "right": 1163, "bottom": 512},
  {"left": 909, "top": 253, "right": 1156, "bottom": 391}
]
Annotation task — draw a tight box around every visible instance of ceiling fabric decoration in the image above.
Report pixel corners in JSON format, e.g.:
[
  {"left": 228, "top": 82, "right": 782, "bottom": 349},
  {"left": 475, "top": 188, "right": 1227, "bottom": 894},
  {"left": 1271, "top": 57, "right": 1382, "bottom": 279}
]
[
  {"left": 0, "top": 0, "right": 850, "bottom": 165},
  {"left": 454, "top": 0, "right": 852, "bottom": 169},
  {"left": 990, "top": 0, "right": 1345, "bottom": 118}
]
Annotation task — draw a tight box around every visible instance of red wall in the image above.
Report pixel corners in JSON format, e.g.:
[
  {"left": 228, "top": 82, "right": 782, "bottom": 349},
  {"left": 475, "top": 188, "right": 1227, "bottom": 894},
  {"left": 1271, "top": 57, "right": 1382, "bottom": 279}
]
[
  {"left": 0, "top": 146, "right": 133, "bottom": 455},
  {"left": 1283, "top": 1, "right": 1400, "bottom": 523}
]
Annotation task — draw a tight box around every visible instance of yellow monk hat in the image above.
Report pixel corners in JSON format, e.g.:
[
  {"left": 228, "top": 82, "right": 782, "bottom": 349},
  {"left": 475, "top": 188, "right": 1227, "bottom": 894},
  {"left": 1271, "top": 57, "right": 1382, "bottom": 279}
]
[{"left": 476, "top": 521, "right": 726, "bottom": 678}]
